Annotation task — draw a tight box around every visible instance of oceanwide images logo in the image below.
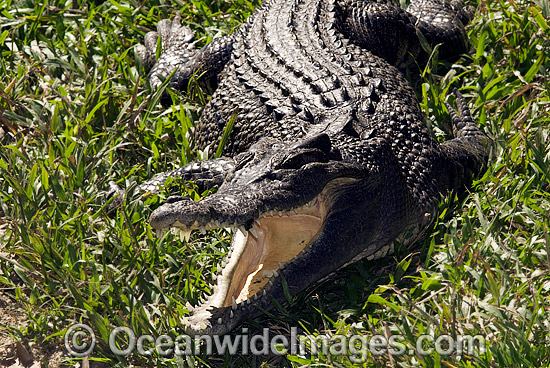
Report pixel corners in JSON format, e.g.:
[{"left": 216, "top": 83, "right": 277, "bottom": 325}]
[{"left": 64, "top": 323, "right": 486, "bottom": 361}]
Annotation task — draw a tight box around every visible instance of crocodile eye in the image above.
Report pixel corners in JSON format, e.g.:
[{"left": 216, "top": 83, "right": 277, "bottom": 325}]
[{"left": 278, "top": 149, "right": 328, "bottom": 169}]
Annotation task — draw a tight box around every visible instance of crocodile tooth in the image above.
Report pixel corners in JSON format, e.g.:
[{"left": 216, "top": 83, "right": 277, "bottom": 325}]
[
  {"left": 156, "top": 228, "right": 166, "bottom": 238},
  {"left": 254, "top": 293, "right": 259, "bottom": 301},
  {"left": 269, "top": 210, "right": 274, "bottom": 217},
  {"left": 238, "top": 225, "right": 247, "bottom": 234},
  {"left": 293, "top": 208, "right": 299, "bottom": 214},
  {"left": 199, "top": 226, "right": 206, "bottom": 234},
  {"left": 262, "top": 289, "right": 267, "bottom": 297},
  {"left": 255, "top": 218, "right": 261, "bottom": 225},
  {"left": 218, "top": 318, "right": 223, "bottom": 325},
  {"left": 273, "top": 270, "right": 279, "bottom": 278},
  {"left": 214, "top": 220, "right": 220, "bottom": 227},
  {"left": 232, "top": 296, "right": 237, "bottom": 310},
  {"left": 246, "top": 298, "right": 251, "bottom": 305},
  {"left": 249, "top": 227, "right": 258, "bottom": 238},
  {"left": 278, "top": 262, "right": 285, "bottom": 269},
  {"left": 268, "top": 280, "right": 273, "bottom": 287},
  {"left": 262, "top": 213, "right": 267, "bottom": 218},
  {"left": 184, "top": 230, "right": 192, "bottom": 242},
  {"left": 230, "top": 224, "right": 236, "bottom": 233},
  {"left": 212, "top": 274, "right": 217, "bottom": 281},
  {"left": 278, "top": 210, "right": 283, "bottom": 217},
  {"left": 286, "top": 210, "right": 291, "bottom": 216},
  {"left": 221, "top": 260, "right": 227, "bottom": 268},
  {"left": 180, "top": 229, "right": 191, "bottom": 242},
  {"left": 230, "top": 310, "right": 234, "bottom": 319}
]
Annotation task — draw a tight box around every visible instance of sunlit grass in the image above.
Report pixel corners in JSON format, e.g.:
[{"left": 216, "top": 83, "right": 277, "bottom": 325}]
[{"left": 0, "top": 0, "right": 549, "bottom": 366}]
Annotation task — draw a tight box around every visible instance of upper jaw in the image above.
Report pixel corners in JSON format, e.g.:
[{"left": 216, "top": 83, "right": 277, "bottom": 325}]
[
  {"left": 148, "top": 159, "right": 364, "bottom": 233},
  {"left": 148, "top": 165, "right": 331, "bottom": 235},
  {"left": 149, "top": 188, "right": 317, "bottom": 236}
]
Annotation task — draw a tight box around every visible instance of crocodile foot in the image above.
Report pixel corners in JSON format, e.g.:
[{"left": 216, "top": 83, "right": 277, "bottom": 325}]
[{"left": 136, "top": 14, "right": 197, "bottom": 89}]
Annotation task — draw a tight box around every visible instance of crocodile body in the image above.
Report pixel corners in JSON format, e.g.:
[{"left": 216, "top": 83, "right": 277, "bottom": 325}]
[{"left": 134, "top": 0, "right": 489, "bottom": 335}]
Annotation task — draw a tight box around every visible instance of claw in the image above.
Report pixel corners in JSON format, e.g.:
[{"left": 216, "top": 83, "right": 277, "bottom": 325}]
[{"left": 105, "top": 181, "right": 124, "bottom": 211}]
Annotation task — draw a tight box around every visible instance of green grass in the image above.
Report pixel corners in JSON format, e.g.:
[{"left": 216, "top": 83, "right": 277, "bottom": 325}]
[{"left": 0, "top": 0, "right": 549, "bottom": 366}]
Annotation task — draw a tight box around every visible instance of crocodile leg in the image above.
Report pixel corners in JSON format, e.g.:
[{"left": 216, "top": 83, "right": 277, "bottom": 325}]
[
  {"left": 138, "top": 14, "right": 238, "bottom": 93},
  {"left": 407, "top": 0, "right": 473, "bottom": 59},
  {"left": 137, "top": 157, "right": 236, "bottom": 194},
  {"left": 105, "top": 158, "right": 235, "bottom": 210},
  {"left": 341, "top": 1, "right": 421, "bottom": 68},
  {"left": 136, "top": 14, "right": 196, "bottom": 75},
  {"left": 342, "top": 0, "right": 472, "bottom": 68},
  {"left": 439, "top": 89, "right": 490, "bottom": 191}
]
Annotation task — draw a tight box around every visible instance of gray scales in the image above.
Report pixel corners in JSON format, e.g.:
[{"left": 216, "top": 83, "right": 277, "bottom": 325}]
[{"left": 124, "top": 0, "right": 490, "bottom": 335}]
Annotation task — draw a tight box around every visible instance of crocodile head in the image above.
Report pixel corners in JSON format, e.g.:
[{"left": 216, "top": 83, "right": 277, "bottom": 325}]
[{"left": 150, "top": 133, "right": 392, "bottom": 335}]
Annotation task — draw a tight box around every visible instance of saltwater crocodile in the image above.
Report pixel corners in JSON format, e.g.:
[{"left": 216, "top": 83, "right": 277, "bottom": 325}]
[{"left": 128, "top": 0, "right": 489, "bottom": 335}]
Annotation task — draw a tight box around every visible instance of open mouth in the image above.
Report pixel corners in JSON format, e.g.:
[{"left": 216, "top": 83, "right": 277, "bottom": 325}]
[
  {"left": 169, "top": 195, "right": 326, "bottom": 314},
  {"left": 221, "top": 196, "right": 326, "bottom": 307}
]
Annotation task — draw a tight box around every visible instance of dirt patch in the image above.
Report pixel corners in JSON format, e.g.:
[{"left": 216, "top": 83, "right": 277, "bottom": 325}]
[{"left": 0, "top": 222, "right": 65, "bottom": 368}]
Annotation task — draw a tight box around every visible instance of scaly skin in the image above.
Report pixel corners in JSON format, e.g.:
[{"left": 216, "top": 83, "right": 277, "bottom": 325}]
[{"left": 129, "top": 0, "right": 490, "bottom": 335}]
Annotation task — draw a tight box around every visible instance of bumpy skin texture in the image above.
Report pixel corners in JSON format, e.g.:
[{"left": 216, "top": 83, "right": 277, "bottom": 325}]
[{"left": 135, "top": 0, "right": 489, "bottom": 335}]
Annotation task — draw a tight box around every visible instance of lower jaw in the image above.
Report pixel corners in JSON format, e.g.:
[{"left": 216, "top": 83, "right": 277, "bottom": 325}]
[
  {"left": 189, "top": 196, "right": 325, "bottom": 319},
  {"left": 226, "top": 212, "right": 323, "bottom": 305}
]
